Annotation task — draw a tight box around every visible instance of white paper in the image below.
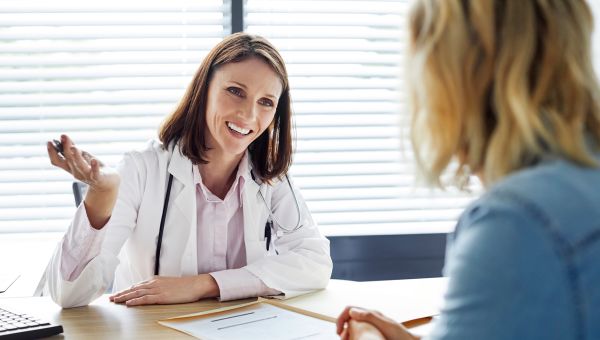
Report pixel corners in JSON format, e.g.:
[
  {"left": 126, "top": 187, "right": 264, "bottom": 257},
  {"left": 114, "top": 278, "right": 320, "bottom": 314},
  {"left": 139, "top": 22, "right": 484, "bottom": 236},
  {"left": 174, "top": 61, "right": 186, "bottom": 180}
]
[{"left": 160, "top": 303, "right": 338, "bottom": 340}]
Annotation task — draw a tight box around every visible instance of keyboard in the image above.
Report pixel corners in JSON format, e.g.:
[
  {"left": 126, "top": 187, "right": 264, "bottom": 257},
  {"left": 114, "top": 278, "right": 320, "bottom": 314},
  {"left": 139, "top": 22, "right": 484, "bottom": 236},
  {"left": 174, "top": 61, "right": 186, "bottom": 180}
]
[{"left": 0, "top": 307, "right": 63, "bottom": 339}]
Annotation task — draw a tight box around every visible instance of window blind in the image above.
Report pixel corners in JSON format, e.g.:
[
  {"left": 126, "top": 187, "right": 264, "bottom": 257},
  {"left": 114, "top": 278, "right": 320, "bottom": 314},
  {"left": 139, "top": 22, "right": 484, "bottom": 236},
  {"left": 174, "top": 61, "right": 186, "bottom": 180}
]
[
  {"left": 245, "top": 0, "right": 479, "bottom": 236},
  {"left": 0, "top": 0, "right": 230, "bottom": 233}
]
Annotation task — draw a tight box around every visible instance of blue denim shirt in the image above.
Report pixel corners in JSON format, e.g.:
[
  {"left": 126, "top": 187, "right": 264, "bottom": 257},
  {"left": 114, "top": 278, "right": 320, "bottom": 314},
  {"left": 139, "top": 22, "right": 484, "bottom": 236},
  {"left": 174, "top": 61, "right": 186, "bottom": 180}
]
[{"left": 427, "top": 158, "right": 600, "bottom": 340}]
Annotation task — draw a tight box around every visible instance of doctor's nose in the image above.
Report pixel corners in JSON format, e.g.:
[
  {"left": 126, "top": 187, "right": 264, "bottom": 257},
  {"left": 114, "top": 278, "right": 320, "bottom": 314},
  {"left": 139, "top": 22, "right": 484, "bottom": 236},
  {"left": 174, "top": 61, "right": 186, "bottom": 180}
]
[{"left": 238, "top": 102, "right": 258, "bottom": 120}]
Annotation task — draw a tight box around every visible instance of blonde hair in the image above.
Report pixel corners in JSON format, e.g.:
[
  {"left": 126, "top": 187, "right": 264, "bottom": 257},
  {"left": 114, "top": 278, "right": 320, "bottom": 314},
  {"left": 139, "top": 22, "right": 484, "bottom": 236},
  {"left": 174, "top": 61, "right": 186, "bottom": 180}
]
[{"left": 408, "top": 0, "right": 600, "bottom": 187}]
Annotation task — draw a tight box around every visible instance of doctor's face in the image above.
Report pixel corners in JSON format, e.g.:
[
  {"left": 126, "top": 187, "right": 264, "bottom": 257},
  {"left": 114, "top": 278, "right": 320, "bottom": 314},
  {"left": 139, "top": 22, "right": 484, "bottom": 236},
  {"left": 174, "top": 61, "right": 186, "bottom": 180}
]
[{"left": 204, "top": 57, "right": 283, "bottom": 159}]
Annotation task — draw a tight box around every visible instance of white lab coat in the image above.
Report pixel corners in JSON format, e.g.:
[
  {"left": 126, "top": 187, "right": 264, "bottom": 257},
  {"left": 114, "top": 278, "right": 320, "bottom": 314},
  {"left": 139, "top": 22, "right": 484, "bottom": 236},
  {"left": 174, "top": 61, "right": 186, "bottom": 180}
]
[{"left": 46, "top": 140, "right": 332, "bottom": 308}]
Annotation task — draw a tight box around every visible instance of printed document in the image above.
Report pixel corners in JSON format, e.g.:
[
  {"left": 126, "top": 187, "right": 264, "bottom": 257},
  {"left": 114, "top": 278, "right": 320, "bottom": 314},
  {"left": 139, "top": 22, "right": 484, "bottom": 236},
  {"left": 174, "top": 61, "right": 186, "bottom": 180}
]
[{"left": 159, "top": 302, "right": 338, "bottom": 340}]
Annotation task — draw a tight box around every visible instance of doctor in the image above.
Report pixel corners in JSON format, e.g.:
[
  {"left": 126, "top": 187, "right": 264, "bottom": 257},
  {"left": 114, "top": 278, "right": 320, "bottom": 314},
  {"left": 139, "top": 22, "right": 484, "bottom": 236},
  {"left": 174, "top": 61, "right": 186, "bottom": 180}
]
[{"left": 45, "top": 33, "right": 332, "bottom": 308}]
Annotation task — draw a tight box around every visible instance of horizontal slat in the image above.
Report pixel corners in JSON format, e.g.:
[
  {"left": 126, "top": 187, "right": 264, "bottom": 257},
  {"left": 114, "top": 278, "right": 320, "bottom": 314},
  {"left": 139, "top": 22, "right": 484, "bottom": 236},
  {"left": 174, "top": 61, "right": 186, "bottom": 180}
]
[
  {"left": 0, "top": 40, "right": 221, "bottom": 53},
  {"left": 0, "top": 13, "right": 227, "bottom": 27},
  {"left": 0, "top": 220, "right": 73, "bottom": 233},
  {"left": 294, "top": 127, "right": 400, "bottom": 140},
  {"left": 0, "top": 64, "right": 204, "bottom": 81},
  {"left": 0, "top": 131, "right": 157, "bottom": 146},
  {"left": 264, "top": 39, "right": 405, "bottom": 53},
  {"left": 321, "top": 221, "right": 457, "bottom": 237},
  {"left": 0, "top": 77, "right": 191, "bottom": 94},
  {"left": 0, "top": 104, "right": 177, "bottom": 120},
  {"left": 0, "top": 194, "right": 74, "bottom": 209},
  {"left": 246, "top": 1, "right": 407, "bottom": 14},
  {"left": 0, "top": 117, "right": 163, "bottom": 133},
  {"left": 306, "top": 197, "right": 473, "bottom": 213},
  {"left": 293, "top": 174, "right": 413, "bottom": 189},
  {"left": 0, "top": 53, "right": 208, "bottom": 68},
  {"left": 0, "top": 25, "right": 226, "bottom": 40},
  {"left": 0, "top": 91, "right": 183, "bottom": 108},
  {"left": 248, "top": 27, "right": 404, "bottom": 40},
  {"left": 291, "top": 162, "right": 409, "bottom": 176},
  {"left": 246, "top": 13, "right": 402, "bottom": 27},
  {"left": 313, "top": 209, "right": 463, "bottom": 225},
  {"left": 0, "top": 1, "right": 225, "bottom": 13}
]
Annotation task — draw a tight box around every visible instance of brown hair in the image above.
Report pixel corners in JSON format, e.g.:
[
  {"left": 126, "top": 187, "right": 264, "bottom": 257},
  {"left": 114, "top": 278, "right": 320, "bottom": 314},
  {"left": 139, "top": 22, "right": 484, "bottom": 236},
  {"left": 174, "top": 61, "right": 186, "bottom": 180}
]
[
  {"left": 407, "top": 0, "right": 600, "bottom": 187},
  {"left": 159, "top": 32, "right": 293, "bottom": 183}
]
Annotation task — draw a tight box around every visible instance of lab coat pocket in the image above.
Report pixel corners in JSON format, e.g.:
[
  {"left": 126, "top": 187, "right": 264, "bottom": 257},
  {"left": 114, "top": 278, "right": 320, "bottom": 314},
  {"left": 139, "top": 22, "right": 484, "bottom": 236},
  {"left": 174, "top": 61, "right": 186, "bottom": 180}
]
[{"left": 245, "top": 239, "right": 277, "bottom": 264}]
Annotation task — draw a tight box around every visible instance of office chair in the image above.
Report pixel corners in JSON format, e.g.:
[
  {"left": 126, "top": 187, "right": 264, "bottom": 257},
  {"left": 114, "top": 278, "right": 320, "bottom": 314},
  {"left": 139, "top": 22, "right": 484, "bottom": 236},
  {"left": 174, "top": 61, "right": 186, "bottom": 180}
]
[{"left": 72, "top": 181, "right": 88, "bottom": 207}]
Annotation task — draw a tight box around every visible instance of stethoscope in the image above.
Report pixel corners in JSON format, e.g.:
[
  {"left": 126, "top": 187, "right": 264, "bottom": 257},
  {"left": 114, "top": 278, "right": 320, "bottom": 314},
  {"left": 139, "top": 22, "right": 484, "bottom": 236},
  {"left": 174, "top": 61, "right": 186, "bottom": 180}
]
[{"left": 153, "top": 171, "right": 302, "bottom": 275}]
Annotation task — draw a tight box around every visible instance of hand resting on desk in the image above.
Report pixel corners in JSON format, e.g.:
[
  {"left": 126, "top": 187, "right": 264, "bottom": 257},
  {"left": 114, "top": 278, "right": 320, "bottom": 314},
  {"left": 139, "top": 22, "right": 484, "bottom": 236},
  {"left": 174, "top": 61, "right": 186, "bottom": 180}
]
[
  {"left": 109, "top": 274, "right": 220, "bottom": 306},
  {"left": 337, "top": 306, "right": 419, "bottom": 340}
]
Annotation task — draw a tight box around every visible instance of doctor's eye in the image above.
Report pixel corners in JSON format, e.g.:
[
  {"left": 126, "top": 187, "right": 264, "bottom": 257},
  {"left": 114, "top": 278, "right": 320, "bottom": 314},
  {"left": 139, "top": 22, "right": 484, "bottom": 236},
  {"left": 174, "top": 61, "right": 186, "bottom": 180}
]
[
  {"left": 226, "top": 87, "right": 244, "bottom": 97},
  {"left": 258, "top": 98, "right": 274, "bottom": 107}
]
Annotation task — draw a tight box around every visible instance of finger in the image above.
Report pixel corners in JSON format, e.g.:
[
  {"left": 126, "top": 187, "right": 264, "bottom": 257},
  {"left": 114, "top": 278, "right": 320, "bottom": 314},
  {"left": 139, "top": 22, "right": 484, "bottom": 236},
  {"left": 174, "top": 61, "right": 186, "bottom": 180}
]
[
  {"left": 109, "top": 285, "right": 139, "bottom": 301},
  {"left": 110, "top": 280, "right": 153, "bottom": 301},
  {"left": 81, "top": 150, "right": 93, "bottom": 163},
  {"left": 60, "top": 134, "right": 75, "bottom": 149},
  {"left": 348, "top": 308, "right": 395, "bottom": 333},
  {"left": 337, "top": 306, "right": 354, "bottom": 334},
  {"left": 68, "top": 146, "right": 93, "bottom": 179},
  {"left": 340, "top": 327, "right": 348, "bottom": 340},
  {"left": 112, "top": 288, "right": 154, "bottom": 304},
  {"left": 125, "top": 294, "right": 159, "bottom": 306},
  {"left": 90, "top": 158, "right": 101, "bottom": 181},
  {"left": 46, "top": 141, "right": 69, "bottom": 171}
]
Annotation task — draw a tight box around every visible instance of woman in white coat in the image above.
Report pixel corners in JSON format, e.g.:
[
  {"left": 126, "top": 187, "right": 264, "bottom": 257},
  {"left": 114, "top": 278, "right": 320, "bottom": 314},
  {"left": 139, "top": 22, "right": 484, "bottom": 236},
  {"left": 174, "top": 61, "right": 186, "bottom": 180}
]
[{"left": 45, "top": 33, "right": 332, "bottom": 308}]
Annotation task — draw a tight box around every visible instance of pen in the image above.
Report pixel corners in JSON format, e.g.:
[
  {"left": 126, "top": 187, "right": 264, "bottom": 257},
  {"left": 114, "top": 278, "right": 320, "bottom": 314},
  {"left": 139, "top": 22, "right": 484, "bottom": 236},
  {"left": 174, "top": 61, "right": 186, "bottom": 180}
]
[
  {"left": 264, "top": 220, "right": 272, "bottom": 251},
  {"left": 402, "top": 316, "right": 434, "bottom": 329},
  {"left": 52, "top": 139, "right": 65, "bottom": 156}
]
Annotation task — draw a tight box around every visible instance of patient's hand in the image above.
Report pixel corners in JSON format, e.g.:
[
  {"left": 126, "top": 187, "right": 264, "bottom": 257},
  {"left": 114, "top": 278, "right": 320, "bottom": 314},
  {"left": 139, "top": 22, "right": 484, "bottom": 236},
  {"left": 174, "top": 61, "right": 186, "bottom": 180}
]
[
  {"left": 337, "top": 306, "right": 419, "bottom": 340},
  {"left": 340, "top": 319, "right": 385, "bottom": 340}
]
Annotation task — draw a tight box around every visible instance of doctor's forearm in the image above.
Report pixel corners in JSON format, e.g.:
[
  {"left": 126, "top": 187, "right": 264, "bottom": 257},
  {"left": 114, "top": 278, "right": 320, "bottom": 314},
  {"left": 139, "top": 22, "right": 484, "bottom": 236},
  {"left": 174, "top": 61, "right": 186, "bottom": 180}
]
[
  {"left": 194, "top": 274, "right": 220, "bottom": 299},
  {"left": 83, "top": 186, "right": 119, "bottom": 229}
]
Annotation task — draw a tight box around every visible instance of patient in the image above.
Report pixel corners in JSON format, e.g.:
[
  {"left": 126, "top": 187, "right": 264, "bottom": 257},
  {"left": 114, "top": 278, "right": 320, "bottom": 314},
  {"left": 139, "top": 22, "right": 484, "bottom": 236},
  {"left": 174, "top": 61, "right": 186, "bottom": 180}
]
[{"left": 337, "top": 0, "right": 600, "bottom": 339}]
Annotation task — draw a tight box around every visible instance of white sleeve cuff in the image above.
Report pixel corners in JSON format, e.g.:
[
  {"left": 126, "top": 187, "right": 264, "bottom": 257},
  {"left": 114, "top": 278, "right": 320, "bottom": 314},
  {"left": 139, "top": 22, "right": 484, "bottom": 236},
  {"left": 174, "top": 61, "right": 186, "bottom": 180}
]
[{"left": 209, "top": 268, "right": 282, "bottom": 301}]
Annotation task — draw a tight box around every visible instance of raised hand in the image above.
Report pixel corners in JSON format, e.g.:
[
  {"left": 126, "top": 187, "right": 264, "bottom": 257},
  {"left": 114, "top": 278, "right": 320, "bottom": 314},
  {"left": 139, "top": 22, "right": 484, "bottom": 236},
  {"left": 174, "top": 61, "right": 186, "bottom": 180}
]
[
  {"left": 46, "top": 134, "right": 120, "bottom": 229},
  {"left": 46, "top": 134, "right": 119, "bottom": 193}
]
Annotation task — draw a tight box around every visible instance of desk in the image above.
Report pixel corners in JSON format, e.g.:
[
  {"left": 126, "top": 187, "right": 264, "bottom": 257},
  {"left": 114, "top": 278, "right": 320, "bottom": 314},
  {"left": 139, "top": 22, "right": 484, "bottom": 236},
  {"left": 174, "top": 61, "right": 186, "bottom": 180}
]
[{"left": 0, "top": 278, "right": 447, "bottom": 339}]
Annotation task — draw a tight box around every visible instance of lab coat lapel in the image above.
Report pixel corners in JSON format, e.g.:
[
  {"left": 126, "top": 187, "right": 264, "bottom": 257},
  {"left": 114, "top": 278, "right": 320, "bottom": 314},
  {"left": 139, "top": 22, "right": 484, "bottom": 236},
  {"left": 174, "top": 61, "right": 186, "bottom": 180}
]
[
  {"left": 166, "top": 146, "right": 198, "bottom": 276},
  {"left": 243, "top": 175, "right": 267, "bottom": 263}
]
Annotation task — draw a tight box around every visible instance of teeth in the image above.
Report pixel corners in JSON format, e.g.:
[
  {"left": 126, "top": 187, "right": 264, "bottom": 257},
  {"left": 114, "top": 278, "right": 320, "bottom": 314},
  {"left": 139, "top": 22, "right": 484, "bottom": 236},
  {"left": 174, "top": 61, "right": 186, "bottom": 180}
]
[{"left": 227, "top": 122, "right": 250, "bottom": 135}]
